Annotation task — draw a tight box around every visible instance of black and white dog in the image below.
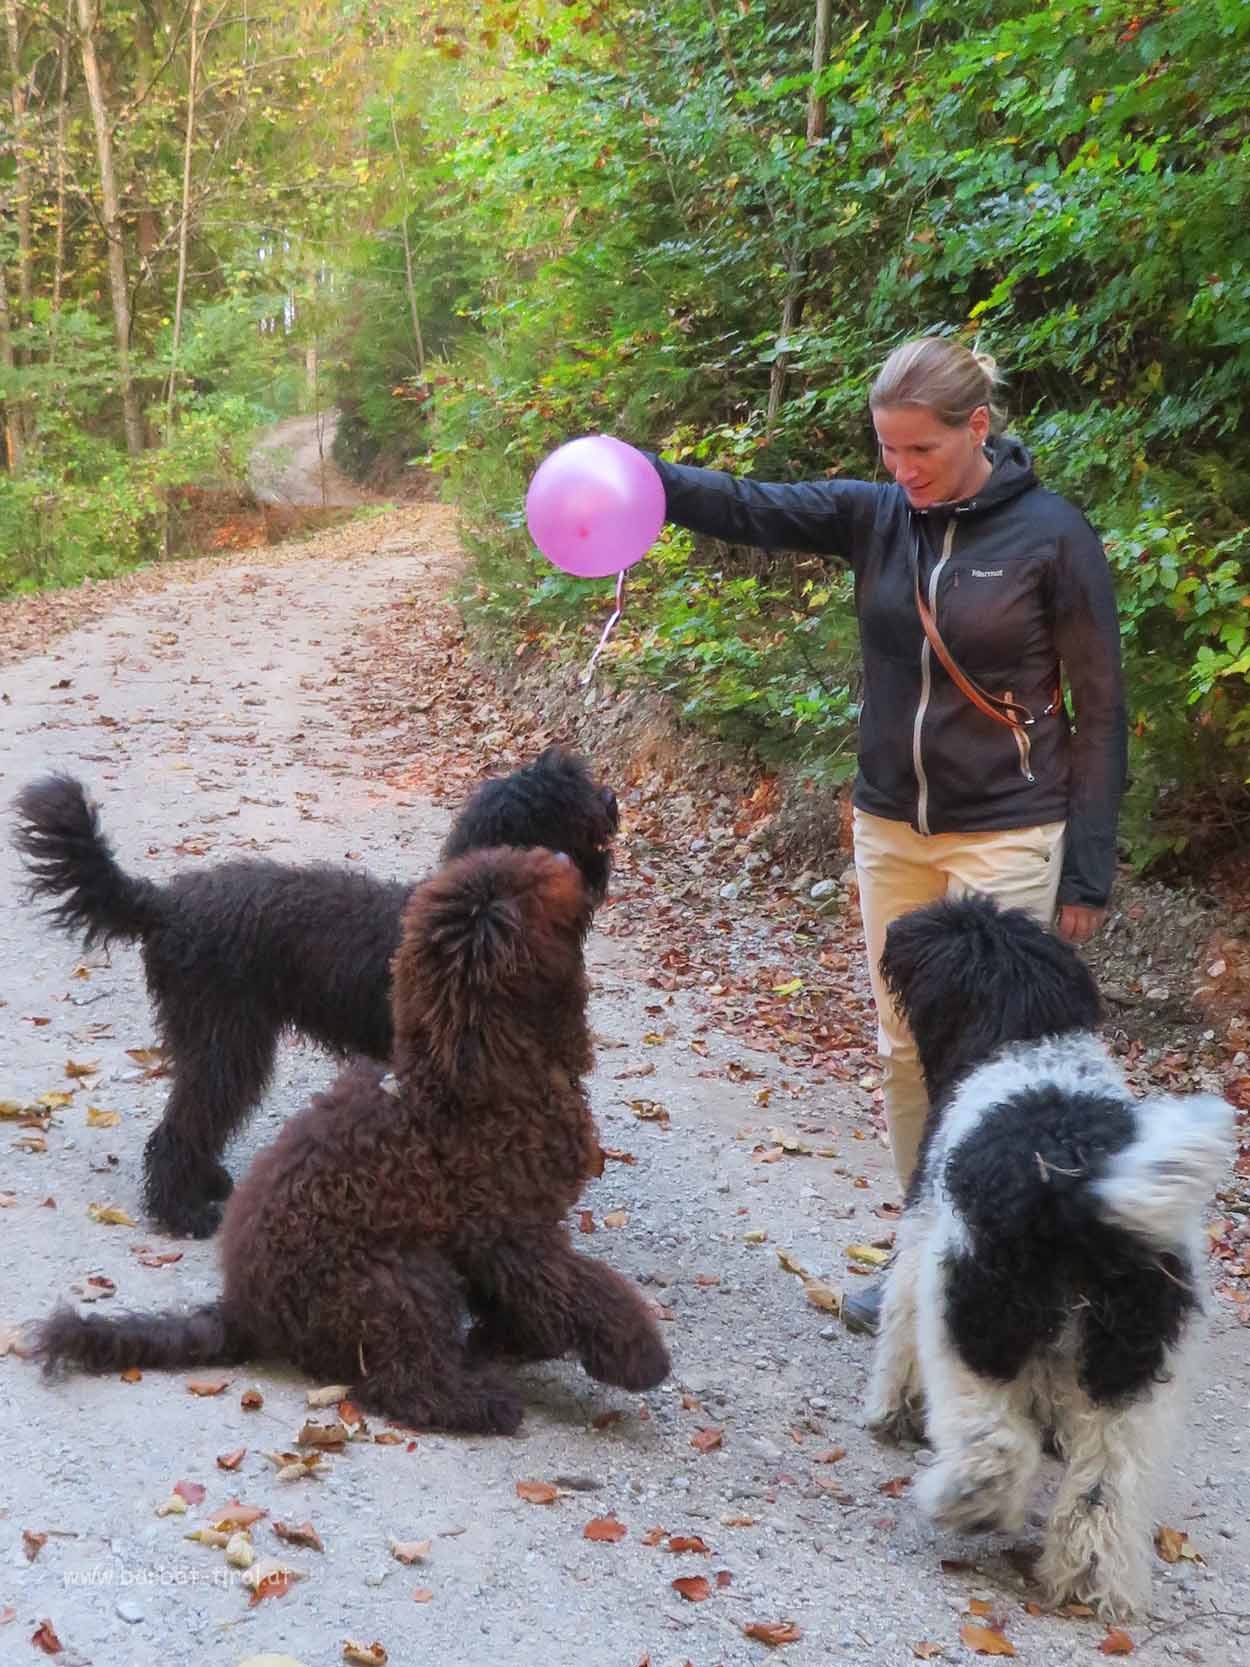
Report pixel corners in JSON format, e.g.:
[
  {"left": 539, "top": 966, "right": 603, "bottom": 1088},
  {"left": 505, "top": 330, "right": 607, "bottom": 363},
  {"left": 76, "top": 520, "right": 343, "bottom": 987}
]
[{"left": 865, "top": 895, "right": 1231, "bottom": 1620}]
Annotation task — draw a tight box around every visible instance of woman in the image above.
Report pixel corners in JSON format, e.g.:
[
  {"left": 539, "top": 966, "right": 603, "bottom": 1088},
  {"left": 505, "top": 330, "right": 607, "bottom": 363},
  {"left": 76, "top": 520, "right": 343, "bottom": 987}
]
[{"left": 643, "top": 337, "right": 1127, "bottom": 1333}]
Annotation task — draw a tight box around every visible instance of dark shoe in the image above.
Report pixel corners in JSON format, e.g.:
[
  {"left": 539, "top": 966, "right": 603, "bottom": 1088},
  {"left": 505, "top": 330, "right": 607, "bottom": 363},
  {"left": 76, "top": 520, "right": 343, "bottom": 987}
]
[{"left": 842, "top": 1276, "right": 884, "bottom": 1336}]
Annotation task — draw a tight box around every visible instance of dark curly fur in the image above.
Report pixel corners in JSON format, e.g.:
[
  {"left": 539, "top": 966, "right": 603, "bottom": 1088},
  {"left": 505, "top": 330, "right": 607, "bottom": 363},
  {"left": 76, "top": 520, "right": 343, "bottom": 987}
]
[
  {"left": 13, "top": 747, "right": 618, "bottom": 1239},
  {"left": 37, "top": 847, "right": 670, "bottom": 1435}
]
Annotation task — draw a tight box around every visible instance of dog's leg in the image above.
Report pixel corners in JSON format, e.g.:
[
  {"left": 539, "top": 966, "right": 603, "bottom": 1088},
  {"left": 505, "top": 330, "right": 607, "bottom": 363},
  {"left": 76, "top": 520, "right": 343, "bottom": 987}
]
[
  {"left": 461, "top": 1230, "right": 670, "bottom": 1393},
  {"left": 1038, "top": 1355, "right": 1183, "bottom": 1621},
  {"left": 142, "top": 1006, "right": 280, "bottom": 1238},
  {"left": 325, "top": 1249, "right": 524, "bottom": 1437},
  {"left": 912, "top": 1247, "right": 1041, "bottom": 1534},
  {"left": 865, "top": 1238, "right": 926, "bottom": 1444}
]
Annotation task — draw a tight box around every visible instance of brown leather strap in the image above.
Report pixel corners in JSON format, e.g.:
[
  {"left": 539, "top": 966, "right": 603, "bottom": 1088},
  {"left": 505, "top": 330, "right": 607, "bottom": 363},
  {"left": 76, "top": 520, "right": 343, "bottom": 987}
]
[{"left": 914, "top": 573, "right": 1060, "bottom": 730}]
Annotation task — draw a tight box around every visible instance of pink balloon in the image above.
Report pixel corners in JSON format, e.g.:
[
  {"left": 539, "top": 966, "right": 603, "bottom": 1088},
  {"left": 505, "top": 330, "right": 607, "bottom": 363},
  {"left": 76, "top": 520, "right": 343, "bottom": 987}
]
[{"left": 526, "top": 435, "right": 665, "bottom": 579}]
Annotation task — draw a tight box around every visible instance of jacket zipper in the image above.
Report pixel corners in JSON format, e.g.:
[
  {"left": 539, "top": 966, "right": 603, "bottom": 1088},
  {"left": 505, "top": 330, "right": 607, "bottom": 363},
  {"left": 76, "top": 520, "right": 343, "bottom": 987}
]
[
  {"left": 912, "top": 520, "right": 956, "bottom": 835},
  {"left": 1003, "top": 689, "right": 1036, "bottom": 782}
]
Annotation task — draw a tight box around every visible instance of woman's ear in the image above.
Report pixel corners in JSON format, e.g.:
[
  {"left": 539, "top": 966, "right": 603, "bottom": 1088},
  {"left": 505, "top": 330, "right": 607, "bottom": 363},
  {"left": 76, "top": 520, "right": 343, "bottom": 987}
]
[{"left": 969, "top": 404, "right": 991, "bottom": 447}]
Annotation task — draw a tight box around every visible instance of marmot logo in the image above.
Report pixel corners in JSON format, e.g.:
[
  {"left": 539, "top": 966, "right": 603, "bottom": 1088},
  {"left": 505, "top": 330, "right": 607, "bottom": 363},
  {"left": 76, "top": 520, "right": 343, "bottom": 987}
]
[{"left": 970, "top": 567, "right": 1004, "bottom": 578}]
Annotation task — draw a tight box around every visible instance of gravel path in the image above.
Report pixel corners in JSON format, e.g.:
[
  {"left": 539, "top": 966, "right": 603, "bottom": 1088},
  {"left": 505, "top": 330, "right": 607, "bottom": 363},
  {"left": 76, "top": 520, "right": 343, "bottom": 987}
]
[{"left": 1, "top": 508, "right": 1247, "bottom": 1667}]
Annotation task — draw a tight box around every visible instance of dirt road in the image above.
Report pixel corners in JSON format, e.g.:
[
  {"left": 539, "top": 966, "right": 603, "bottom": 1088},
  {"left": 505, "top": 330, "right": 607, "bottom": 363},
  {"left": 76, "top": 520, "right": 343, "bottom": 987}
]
[{"left": 1, "top": 506, "right": 1247, "bottom": 1667}]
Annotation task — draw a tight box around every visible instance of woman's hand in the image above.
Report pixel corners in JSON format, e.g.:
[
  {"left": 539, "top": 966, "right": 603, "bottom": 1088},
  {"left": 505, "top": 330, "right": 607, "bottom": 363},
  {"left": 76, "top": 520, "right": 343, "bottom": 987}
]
[{"left": 1057, "top": 903, "right": 1107, "bottom": 945}]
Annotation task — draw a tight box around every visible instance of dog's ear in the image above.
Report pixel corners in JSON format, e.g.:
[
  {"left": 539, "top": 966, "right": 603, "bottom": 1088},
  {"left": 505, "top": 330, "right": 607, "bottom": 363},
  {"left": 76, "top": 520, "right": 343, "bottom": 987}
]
[
  {"left": 391, "top": 847, "right": 591, "bottom": 1086},
  {"left": 882, "top": 895, "right": 1103, "bottom": 1100}
]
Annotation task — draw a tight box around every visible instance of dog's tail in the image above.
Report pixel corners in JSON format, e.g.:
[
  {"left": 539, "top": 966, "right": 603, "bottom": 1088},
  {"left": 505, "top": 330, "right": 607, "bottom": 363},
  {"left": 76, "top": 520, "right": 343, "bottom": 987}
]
[
  {"left": 13, "top": 774, "right": 165, "bottom": 949},
  {"left": 38, "top": 1301, "right": 252, "bottom": 1377},
  {"left": 1091, "top": 1093, "right": 1234, "bottom": 1252},
  {"left": 392, "top": 845, "right": 591, "bottom": 1083}
]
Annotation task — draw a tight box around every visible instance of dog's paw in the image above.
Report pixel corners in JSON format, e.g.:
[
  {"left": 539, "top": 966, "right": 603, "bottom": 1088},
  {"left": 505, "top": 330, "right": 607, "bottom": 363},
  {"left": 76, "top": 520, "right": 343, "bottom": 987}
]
[
  {"left": 866, "top": 1394, "right": 927, "bottom": 1447},
  {"left": 581, "top": 1326, "right": 671, "bottom": 1392},
  {"left": 151, "top": 1195, "right": 224, "bottom": 1240},
  {"left": 203, "top": 1163, "right": 234, "bottom": 1203},
  {"left": 915, "top": 1444, "right": 1032, "bottom": 1535},
  {"left": 460, "top": 1380, "right": 525, "bottom": 1436}
]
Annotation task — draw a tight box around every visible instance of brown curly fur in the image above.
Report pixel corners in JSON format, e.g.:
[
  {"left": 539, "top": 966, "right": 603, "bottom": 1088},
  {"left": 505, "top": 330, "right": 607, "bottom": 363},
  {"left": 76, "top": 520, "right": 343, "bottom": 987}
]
[{"left": 37, "top": 847, "right": 670, "bottom": 1435}]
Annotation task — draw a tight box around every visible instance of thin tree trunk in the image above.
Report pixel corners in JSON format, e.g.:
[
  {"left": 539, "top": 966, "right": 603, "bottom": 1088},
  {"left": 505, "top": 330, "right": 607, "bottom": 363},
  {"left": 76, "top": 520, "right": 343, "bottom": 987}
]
[
  {"left": 0, "top": 260, "right": 22, "bottom": 471},
  {"left": 165, "top": 0, "right": 201, "bottom": 444},
  {"left": 766, "top": 0, "right": 833, "bottom": 431},
  {"left": 76, "top": 0, "right": 146, "bottom": 455},
  {"left": 3, "top": 0, "right": 31, "bottom": 463},
  {"left": 387, "top": 98, "right": 425, "bottom": 379},
  {"left": 49, "top": 0, "right": 74, "bottom": 366}
]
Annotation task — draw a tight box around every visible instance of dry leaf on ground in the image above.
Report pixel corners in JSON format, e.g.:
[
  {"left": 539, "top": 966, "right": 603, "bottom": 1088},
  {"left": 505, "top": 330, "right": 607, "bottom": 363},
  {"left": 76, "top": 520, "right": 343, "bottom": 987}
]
[
  {"left": 1100, "top": 1631, "right": 1135, "bottom": 1656},
  {"left": 389, "top": 1537, "right": 431, "bottom": 1564},
  {"left": 584, "top": 1516, "right": 627, "bottom": 1543},
  {"left": 743, "top": 1621, "right": 801, "bottom": 1646},
  {"left": 342, "top": 1643, "right": 387, "bottom": 1666},
  {"left": 690, "top": 1427, "right": 723, "bottom": 1453},
  {"left": 32, "top": 1618, "right": 63, "bottom": 1655},
  {"left": 960, "top": 1624, "right": 1015, "bottom": 1657},
  {"left": 672, "top": 1576, "right": 712, "bottom": 1602},
  {"left": 913, "top": 1646, "right": 943, "bottom": 1661},
  {"left": 306, "top": 1383, "right": 351, "bottom": 1408},
  {"left": 274, "top": 1521, "right": 324, "bottom": 1553},
  {"left": 187, "top": 1375, "right": 231, "bottom": 1396},
  {"left": 86, "top": 1202, "right": 135, "bottom": 1226},
  {"left": 516, "top": 1480, "right": 559, "bottom": 1504},
  {"left": 1155, "top": 1525, "right": 1203, "bottom": 1564}
]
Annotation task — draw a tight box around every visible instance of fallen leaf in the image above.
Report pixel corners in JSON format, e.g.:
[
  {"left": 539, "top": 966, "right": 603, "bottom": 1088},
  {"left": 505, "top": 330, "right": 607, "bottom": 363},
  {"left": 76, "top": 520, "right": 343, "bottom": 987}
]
[
  {"left": 241, "top": 1558, "right": 305, "bottom": 1602},
  {"left": 306, "top": 1383, "right": 352, "bottom": 1408},
  {"left": 1100, "top": 1631, "right": 1136, "bottom": 1656},
  {"left": 298, "top": 1419, "right": 348, "bottom": 1448},
  {"left": 23, "top": 1529, "right": 48, "bottom": 1561},
  {"left": 629, "top": 1099, "right": 670, "bottom": 1126},
  {"left": 342, "top": 1643, "right": 387, "bottom": 1666},
  {"left": 184, "top": 1527, "right": 231, "bottom": 1548},
  {"left": 913, "top": 1647, "right": 944, "bottom": 1661},
  {"left": 37, "top": 1092, "right": 73, "bottom": 1110},
  {"left": 776, "top": 1249, "right": 810, "bottom": 1278},
  {"left": 641, "top": 1526, "right": 667, "bottom": 1546},
  {"left": 690, "top": 1428, "right": 723, "bottom": 1453},
  {"left": 602, "top": 1209, "right": 629, "bottom": 1228},
  {"left": 960, "top": 1624, "right": 1015, "bottom": 1656},
  {"left": 411, "top": 1588, "right": 433, "bottom": 1602},
  {"left": 601, "top": 1147, "right": 636, "bottom": 1164},
  {"left": 814, "top": 1447, "right": 846, "bottom": 1464},
  {"left": 274, "top": 1520, "right": 324, "bottom": 1553},
  {"left": 516, "top": 1480, "right": 559, "bottom": 1504},
  {"left": 85, "top": 1106, "right": 120, "bottom": 1128},
  {"left": 120, "top": 1366, "right": 141, "bottom": 1382},
  {"left": 671, "top": 1576, "right": 712, "bottom": 1602},
  {"left": 31, "top": 1618, "right": 63, "bottom": 1654},
  {"left": 217, "top": 1448, "right": 246, "bottom": 1471},
  {"left": 64, "top": 1058, "right": 100, "bottom": 1079},
  {"left": 878, "top": 1476, "right": 912, "bottom": 1497},
  {"left": 743, "top": 1621, "right": 801, "bottom": 1645},
  {"left": 241, "top": 1387, "right": 264, "bottom": 1410},
  {"left": 269, "top": 1451, "right": 324, "bottom": 1482},
  {"left": 213, "top": 1502, "right": 268, "bottom": 1530},
  {"left": 174, "top": 1479, "right": 206, "bottom": 1506},
  {"left": 155, "top": 1494, "right": 189, "bottom": 1517},
  {"left": 667, "top": 1535, "right": 710, "bottom": 1554},
  {"left": 1155, "top": 1525, "right": 1203, "bottom": 1564},
  {"left": 86, "top": 1202, "right": 135, "bottom": 1226},
  {"left": 967, "top": 1599, "right": 993, "bottom": 1617},
  {"left": 134, "top": 1249, "right": 183, "bottom": 1268},
  {"left": 584, "top": 1515, "right": 627, "bottom": 1543},
  {"left": 389, "top": 1537, "right": 431, "bottom": 1564},
  {"left": 226, "top": 1532, "right": 255, "bottom": 1570},
  {"left": 743, "top": 1228, "right": 768, "bottom": 1244},
  {"left": 578, "top": 1209, "right": 596, "bottom": 1233},
  {"left": 721, "top": 1514, "right": 757, "bottom": 1527},
  {"left": 804, "top": 1280, "right": 841, "bottom": 1314},
  {"left": 187, "top": 1375, "right": 231, "bottom": 1397},
  {"left": 846, "top": 1243, "right": 892, "bottom": 1267}
]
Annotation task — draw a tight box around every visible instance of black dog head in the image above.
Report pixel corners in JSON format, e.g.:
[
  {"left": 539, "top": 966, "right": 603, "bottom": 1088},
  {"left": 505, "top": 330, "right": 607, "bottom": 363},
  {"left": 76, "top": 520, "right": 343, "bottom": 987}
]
[
  {"left": 881, "top": 894, "right": 1103, "bottom": 1106},
  {"left": 441, "top": 746, "right": 618, "bottom": 907}
]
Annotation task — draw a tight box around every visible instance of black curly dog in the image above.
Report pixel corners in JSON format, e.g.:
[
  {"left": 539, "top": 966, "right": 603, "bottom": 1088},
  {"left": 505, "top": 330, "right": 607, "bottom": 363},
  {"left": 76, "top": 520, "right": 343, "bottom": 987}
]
[{"left": 14, "top": 747, "right": 618, "bottom": 1239}]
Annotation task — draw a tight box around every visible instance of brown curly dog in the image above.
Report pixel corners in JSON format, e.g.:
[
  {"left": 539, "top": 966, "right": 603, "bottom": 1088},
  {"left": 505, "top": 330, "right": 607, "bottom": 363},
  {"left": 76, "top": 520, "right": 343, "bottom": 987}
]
[{"left": 37, "top": 846, "right": 670, "bottom": 1434}]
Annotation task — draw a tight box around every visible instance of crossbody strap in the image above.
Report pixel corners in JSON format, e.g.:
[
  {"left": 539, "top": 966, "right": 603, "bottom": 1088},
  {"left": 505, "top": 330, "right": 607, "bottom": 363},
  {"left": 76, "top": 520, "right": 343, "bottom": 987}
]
[{"left": 913, "top": 572, "right": 1061, "bottom": 730}]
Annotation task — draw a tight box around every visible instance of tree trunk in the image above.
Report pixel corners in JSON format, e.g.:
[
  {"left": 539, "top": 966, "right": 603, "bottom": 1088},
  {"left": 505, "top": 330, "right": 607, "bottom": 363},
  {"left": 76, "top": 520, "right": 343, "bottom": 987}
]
[
  {"left": 388, "top": 99, "right": 426, "bottom": 379},
  {"left": 766, "top": 0, "right": 833, "bottom": 431},
  {"left": 76, "top": 0, "right": 146, "bottom": 456},
  {"left": 0, "top": 262, "right": 22, "bottom": 472},
  {"left": 49, "top": 0, "right": 74, "bottom": 366},
  {"left": 165, "top": 0, "right": 201, "bottom": 445}
]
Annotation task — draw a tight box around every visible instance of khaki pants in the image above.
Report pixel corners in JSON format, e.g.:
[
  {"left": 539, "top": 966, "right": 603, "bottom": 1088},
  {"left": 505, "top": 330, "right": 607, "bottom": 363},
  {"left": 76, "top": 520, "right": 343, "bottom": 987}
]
[{"left": 852, "top": 807, "right": 1066, "bottom": 1192}]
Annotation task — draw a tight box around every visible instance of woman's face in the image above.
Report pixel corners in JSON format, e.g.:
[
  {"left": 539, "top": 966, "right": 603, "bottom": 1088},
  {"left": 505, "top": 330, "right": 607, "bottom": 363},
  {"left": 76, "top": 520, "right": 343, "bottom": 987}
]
[{"left": 872, "top": 404, "right": 991, "bottom": 509}]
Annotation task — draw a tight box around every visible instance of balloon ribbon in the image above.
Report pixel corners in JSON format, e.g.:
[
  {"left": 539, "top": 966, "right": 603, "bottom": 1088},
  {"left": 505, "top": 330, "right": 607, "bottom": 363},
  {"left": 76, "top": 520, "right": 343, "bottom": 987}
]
[{"left": 580, "top": 570, "right": 627, "bottom": 686}]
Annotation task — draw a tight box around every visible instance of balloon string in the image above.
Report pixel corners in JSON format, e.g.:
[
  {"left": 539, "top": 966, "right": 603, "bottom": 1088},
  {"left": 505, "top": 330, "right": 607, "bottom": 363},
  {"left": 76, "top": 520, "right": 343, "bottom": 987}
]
[{"left": 580, "top": 570, "right": 627, "bottom": 686}]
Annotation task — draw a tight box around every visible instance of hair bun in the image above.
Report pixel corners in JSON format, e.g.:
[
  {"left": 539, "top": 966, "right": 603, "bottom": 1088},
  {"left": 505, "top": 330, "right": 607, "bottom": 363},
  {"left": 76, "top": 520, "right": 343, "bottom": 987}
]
[{"left": 972, "top": 349, "right": 1001, "bottom": 384}]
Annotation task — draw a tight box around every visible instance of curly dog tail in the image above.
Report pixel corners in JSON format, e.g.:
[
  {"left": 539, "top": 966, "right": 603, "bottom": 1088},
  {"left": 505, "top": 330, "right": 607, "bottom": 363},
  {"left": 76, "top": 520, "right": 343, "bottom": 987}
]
[
  {"left": 38, "top": 1301, "right": 252, "bottom": 1376},
  {"left": 1093, "top": 1091, "right": 1233, "bottom": 1252},
  {"left": 13, "top": 774, "right": 165, "bottom": 949}
]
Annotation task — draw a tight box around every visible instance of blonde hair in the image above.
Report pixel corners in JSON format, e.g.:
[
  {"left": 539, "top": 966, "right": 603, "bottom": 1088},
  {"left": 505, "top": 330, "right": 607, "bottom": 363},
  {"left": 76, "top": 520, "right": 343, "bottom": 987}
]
[{"left": 869, "top": 337, "right": 1006, "bottom": 432}]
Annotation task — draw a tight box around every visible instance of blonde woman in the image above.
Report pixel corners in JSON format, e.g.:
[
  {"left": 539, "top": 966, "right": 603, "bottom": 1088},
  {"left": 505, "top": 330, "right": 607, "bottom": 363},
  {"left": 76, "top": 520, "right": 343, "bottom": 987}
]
[{"left": 644, "top": 337, "right": 1126, "bottom": 1333}]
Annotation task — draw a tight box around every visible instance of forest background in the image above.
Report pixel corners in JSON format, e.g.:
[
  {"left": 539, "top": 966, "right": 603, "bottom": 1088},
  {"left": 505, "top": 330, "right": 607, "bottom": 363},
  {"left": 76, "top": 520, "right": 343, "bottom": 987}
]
[{"left": 2, "top": 0, "right": 1248, "bottom": 873}]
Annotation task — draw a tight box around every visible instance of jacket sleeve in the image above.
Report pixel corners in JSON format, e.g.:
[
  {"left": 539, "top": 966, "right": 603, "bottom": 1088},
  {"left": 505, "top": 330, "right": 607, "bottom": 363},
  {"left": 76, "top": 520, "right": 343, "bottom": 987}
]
[
  {"left": 1052, "top": 515, "right": 1128, "bottom": 908},
  {"left": 642, "top": 453, "right": 883, "bottom": 566}
]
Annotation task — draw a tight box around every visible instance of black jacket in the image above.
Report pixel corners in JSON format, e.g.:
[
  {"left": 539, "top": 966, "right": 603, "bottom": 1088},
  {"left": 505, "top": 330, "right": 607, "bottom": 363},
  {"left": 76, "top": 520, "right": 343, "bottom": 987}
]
[{"left": 646, "top": 437, "right": 1127, "bottom": 908}]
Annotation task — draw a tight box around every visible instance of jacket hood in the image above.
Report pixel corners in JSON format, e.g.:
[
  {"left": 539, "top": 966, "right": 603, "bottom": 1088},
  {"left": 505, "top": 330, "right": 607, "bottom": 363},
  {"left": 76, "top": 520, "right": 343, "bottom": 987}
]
[{"left": 915, "top": 434, "right": 1039, "bottom": 519}]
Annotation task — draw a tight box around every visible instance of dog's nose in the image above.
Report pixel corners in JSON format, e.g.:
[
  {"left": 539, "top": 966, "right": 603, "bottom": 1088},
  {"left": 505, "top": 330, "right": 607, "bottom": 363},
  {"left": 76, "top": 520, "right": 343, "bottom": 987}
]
[{"left": 600, "top": 786, "right": 619, "bottom": 830}]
